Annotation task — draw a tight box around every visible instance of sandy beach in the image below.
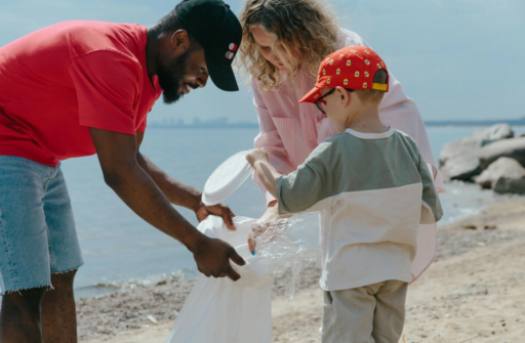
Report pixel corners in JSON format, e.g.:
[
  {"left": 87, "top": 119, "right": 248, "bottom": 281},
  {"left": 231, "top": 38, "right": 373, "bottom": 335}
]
[{"left": 80, "top": 197, "right": 525, "bottom": 343}]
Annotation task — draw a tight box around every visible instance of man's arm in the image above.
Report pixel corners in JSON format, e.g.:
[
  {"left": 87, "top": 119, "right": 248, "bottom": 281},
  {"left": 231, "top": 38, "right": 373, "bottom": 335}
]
[
  {"left": 135, "top": 131, "right": 235, "bottom": 228},
  {"left": 90, "top": 128, "right": 244, "bottom": 280}
]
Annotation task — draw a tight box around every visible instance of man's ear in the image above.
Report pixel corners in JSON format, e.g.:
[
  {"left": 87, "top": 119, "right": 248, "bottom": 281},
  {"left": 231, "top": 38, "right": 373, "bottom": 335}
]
[{"left": 169, "top": 29, "right": 191, "bottom": 56}]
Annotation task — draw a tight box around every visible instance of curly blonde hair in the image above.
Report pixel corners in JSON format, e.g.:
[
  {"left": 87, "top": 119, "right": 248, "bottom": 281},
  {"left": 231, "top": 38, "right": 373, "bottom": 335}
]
[{"left": 239, "top": 0, "right": 339, "bottom": 90}]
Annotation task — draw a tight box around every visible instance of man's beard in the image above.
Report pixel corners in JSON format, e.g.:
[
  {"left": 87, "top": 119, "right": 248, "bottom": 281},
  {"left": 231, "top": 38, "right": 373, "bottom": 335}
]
[{"left": 157, "top": 50, "right": 190, "bottom": 104}]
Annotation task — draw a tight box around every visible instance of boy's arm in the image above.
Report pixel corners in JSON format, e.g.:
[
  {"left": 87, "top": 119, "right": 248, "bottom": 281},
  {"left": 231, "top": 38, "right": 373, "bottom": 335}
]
[
  {"left": 248, "top": 141, "right": 335, "bottom": 214},
  {"left": 276, "top": 141, "right": 335, "bottom": 214},
  {"left": 252, "top": 157, "right": 330, "bottom": 213},
  {"left": 418, "top": 151, "right": 444, "bottom": 224},
  {"left": 246, "top": 145, "right": 334, "bottom": 253},
  {"left": 276, "top": 164, "right": 327, "bottom": 214}
]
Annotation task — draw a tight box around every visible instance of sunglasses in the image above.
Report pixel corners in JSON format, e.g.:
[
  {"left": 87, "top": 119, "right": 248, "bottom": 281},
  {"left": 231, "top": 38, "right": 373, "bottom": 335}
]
[{"left": 314, "top": 88, "right": 354, "bottom": 114}]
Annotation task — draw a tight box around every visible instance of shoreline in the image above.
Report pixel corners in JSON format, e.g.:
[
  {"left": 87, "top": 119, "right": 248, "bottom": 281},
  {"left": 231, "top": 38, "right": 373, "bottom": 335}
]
[
  {"left": 74, "top": 180, "right": 503, "bottom": 300},
  {"left": 79, "top": 197, "right": 525, "bottom": 342}
]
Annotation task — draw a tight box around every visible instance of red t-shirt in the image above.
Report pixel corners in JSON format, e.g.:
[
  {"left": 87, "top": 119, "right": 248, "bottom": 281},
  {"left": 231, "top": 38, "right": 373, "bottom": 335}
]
[{"left": 0, "top": 21, "right": 162, "bottom": 166}]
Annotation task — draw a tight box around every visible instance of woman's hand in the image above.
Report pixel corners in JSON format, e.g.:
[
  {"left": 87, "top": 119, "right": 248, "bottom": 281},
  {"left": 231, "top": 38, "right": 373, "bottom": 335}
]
[
  {"left": 247, "top": 149, "right": 279, "bottom": 196},
  {"left": 246, "top": 148, "right": 268, "bottom": 167}
]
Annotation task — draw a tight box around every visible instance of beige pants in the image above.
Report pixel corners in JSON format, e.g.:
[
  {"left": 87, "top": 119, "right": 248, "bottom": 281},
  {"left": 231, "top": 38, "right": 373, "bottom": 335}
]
[{"left": 322, "top": 280, "right": 407, "bottom": 343}]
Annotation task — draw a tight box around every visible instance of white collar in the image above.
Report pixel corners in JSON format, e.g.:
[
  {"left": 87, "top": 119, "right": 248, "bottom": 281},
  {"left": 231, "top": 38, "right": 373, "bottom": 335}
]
[{"left": 345, "top": 127, "right": 394, "bottom": 139}]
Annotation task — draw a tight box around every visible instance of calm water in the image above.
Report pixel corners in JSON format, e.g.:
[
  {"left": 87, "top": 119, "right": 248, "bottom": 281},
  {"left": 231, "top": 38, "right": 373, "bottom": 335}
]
[{"left": 59, "top": 126, "right": 511, "bottom": 295}]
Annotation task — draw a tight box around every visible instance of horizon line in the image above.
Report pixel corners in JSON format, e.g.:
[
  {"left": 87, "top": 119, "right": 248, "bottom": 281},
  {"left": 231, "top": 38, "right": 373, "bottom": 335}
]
[{"left": 148, "top": 118, "right": 525, "bottom": 129}]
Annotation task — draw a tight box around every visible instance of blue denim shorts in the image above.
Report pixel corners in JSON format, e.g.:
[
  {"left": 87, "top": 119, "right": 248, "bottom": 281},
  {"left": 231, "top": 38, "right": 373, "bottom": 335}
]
[{"left": 0, "top": 156, "right": 83, "bottom": 294}]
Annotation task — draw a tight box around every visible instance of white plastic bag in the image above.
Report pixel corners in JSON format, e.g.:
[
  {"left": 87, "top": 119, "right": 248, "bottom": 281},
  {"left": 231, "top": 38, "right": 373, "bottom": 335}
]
[{"left": 169, "top": 216, "right": 273, "bottom": 343}]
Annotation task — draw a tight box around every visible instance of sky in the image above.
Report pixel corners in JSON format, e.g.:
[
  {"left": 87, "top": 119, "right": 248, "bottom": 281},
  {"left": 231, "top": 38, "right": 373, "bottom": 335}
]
[{"left": 1, "top": 0, "right": 524, "bottom": 123}]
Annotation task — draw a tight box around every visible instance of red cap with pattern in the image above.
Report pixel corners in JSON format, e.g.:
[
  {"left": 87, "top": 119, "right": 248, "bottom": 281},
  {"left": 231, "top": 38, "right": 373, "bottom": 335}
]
[{"left": 299, "top": 45, "right": 389, "bottom": 103}]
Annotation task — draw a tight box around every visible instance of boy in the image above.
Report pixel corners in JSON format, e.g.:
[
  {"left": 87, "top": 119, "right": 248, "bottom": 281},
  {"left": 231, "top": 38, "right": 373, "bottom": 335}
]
[{"left": 246, "top": 45, "right": 443, "bottom": 343}]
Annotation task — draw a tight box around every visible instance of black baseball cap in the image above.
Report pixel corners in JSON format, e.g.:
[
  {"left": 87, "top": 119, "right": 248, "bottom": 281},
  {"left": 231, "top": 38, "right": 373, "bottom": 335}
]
[{"left": 176, "top": 0, "right": 242, "bottom": 91}]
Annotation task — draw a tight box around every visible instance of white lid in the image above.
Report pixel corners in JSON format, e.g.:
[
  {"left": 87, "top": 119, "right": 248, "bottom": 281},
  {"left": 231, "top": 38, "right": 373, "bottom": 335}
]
[{"left": 201, "top": 150, "right": 252, "bottom": 206}]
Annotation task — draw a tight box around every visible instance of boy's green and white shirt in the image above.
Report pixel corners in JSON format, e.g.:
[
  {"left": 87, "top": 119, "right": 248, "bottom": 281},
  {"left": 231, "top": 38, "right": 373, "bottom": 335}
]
[{"left": 276, "top": 128, "right": 443, "bottom": 291}]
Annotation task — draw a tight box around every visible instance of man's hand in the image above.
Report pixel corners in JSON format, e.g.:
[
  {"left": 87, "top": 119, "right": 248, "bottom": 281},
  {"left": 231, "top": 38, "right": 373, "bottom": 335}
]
[
  {"left": 192, "top": 236, "right": 245, "bottom": 281},
  {"left": 195, "top": 202, "right": 236, "bottom": 230}
]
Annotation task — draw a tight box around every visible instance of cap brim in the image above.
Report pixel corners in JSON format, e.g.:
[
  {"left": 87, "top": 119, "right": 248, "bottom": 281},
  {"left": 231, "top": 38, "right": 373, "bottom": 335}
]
[
  {"left": 299, "top": 86, "right": 323, "bottom": 103},
  {"left": 206, "top": 53, "right": 239, "bottom": 92}
]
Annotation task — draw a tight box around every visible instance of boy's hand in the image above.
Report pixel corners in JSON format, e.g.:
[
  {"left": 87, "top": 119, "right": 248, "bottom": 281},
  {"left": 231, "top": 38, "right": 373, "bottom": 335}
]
[
  {"left": 248, "top": 218, "right": 290, "bottom": 254},
  {"left": 246, "top": 149, "right": 268, "bottom": 167},
  {"left": 248, "top": 203, "right": 290, "bottom": 254},
  {"left": 248, "top": 202, "right": 279, "bottom": 253}
]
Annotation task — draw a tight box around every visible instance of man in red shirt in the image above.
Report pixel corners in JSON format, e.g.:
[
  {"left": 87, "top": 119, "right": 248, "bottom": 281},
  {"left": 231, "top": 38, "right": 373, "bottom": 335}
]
[{"left": 0, "top": 0, "right": 245, "bottom": 341}]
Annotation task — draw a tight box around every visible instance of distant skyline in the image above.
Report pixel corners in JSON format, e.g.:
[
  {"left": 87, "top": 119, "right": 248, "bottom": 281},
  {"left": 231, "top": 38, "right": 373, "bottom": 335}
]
[
  {"left": 147, "top": 116, "right": 525, "bottom": 129},
  {"left": 1, "top": 0, "right": 524, "bottom": 122}
]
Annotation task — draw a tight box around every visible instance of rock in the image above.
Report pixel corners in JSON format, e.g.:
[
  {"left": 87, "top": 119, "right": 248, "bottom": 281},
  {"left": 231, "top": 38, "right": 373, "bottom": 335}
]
[
  {"left": 146, "top": 315, "right": 158, "bottom": 324},
  {"left": 439, "top": 124, "right": 514, "bottom": 182},
  {"left": 439, "top": 124, "right": 513, "bottom": 164},
  {"left": 440, "top": 153, "right": 482, "bottom": 181},
  {"left": 471, "top": 124, "right": 514, "bottom": 146},
  {"left": 494, "top": 176, "right": 525, "bottom": 195},
  {"left": 439, "top": 138, "right": 478, "bottom": 166},
  {"left": 460, "top": 223, "right": 497, "bottom": 231},
  {"left": 479, "top": 137, "right": 525, "bottom": 168},
  {"left": 474, "top": 157, "right": 525, "bottom": 189}
]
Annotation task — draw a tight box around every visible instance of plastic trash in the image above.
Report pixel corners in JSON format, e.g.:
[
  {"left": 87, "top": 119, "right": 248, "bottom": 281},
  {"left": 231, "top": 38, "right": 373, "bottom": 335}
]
[{"left": 169, "top": 215, "right": 273, "bottom": 343}]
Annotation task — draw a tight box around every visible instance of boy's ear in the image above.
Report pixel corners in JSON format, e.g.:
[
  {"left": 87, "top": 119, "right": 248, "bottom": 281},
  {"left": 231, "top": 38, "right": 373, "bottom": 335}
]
[{"left": 335, "top": 86, "right": 352, "bottom": 105}]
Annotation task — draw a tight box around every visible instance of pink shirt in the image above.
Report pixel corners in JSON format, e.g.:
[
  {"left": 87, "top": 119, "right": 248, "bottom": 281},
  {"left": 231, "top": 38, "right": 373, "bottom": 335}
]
[{"left": 252, "top": 29, "right": 440, "bottom": 201}]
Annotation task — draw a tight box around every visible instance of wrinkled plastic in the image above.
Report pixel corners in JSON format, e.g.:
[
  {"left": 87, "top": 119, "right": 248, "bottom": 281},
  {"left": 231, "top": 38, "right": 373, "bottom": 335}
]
[{"left": 169, "top": 216, "right": 274, "bottom": 343}]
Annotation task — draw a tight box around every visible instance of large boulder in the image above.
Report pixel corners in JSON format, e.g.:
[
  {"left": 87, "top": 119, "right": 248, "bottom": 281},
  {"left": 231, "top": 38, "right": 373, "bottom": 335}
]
[
  {"left": 440, "top": 152, "right": 482, "bottom": 181},
  {"left": 439, "top": 124, "right": 515, "bottom": 181},
  {"left": 474, "top": 157, "right": 525, "bottom": 189},
  {"left": 439, "top": 138, "right": 480, "bottom": 167},
  {"left": 494, "top": 177, "right": 525, "bottom": 195},
  {"left": 439, "top": 137, "right": 483, "bottom": 181},
  {"left": 479, "top": 137, "right": 525, "bottom": 168}
]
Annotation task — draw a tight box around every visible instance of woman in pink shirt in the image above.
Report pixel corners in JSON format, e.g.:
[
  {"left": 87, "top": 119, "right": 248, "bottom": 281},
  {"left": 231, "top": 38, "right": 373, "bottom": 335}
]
[{"left": 239, "top": 0, "right": 439, "bottom": 224}]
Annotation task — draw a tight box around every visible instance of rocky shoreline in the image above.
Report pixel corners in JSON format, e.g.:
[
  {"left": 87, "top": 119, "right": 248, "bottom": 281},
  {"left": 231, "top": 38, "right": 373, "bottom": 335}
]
[{"left": 440, "top": 124, "right": 525, "bottom": 194}]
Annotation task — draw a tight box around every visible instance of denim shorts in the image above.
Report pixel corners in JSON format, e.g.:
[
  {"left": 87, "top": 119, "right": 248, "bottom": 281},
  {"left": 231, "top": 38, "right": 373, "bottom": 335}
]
[{"left": 0, "top": 156, "right": 83, "bottom": 294}]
